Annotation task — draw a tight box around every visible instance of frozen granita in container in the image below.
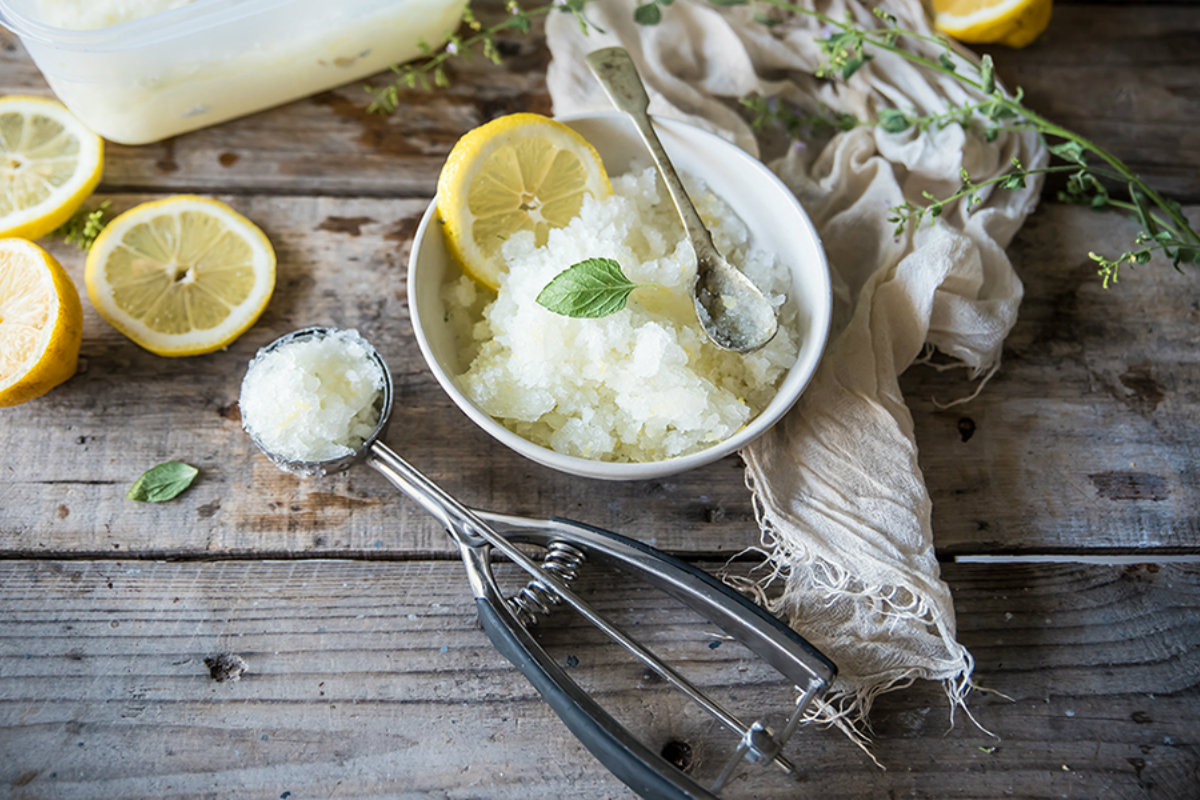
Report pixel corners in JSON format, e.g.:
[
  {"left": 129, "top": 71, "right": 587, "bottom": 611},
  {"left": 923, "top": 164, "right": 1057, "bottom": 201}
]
[{"left": 0, "top": 0, "right": 468, "bottom": 143}]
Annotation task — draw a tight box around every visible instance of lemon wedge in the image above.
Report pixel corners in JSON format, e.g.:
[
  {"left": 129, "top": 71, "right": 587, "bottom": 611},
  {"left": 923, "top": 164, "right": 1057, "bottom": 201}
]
[
  {"left": 85, "top": 195, "right": 275, "bottom": 356},
  {"left": 0, "top": 238, "right": 84, "bottom": 407},
  {"left": 436, "top": 113, "right": 611, "bottom": 290},
  {"left": 0, "top": 96, "right": 104, "bottom": 241},
  {"left": 932, "top": 0, "right": 1053, "bottom": 48}
]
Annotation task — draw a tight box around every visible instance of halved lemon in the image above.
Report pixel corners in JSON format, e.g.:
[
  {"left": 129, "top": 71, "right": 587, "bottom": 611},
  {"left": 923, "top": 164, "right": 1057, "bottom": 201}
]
[
  {"left": 85, "top": 195, "right": 275, "bottom": 356},
  {"left": 0, "top": 238, "right": 84, "bottom": 407},
  {"left": 437, "top": 113, "right": 611, "bottom": 289},
  {"left": 932, "top": 0, "right": 1053, "bottom": 49},
  {"left": 0, "top": 95, "right": 104, "bottom": 241}
]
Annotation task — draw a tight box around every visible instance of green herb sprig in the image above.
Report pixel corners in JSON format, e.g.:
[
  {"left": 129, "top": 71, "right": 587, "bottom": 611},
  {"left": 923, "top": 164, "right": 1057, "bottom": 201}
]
[
  {"left": 365, "top": 1, "right": 596, "bottom": 112},
  {"left": 371, "top": 0, "right": 1198, "bottom": 288},
  {"left": 126, "top": 461, "right": 199, "bottom": 503},
  {"left": 536, "top": 257, "right": 644, "bottom": 317},
  {"left": 52, "top": 200, "right": 111, "bottom": 250},
  {"left": 735, "top": 1, "right": 1199, "bottom": 287}
]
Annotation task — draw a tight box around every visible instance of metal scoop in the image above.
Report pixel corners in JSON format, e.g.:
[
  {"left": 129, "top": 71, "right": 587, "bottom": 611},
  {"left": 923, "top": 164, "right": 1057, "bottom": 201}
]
[
  {"left": 242, "top": 328, "right": 834, "bottom": 799},
  {"left": 585, "top": 47, "right": 779, "bottom": 353}
]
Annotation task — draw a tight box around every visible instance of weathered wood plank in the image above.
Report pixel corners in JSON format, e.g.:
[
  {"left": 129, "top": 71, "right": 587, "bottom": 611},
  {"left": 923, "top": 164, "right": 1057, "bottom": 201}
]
[
  {"left": 993, "top": 6, "right": 1200, "bottom": 202},
  {"left": 1, "top": 196, "right": 1197, "bottom": 558},
  {"left": 1, "top": 560, "right": 1197, "bottom": 799},
  {"left": 905, "top": 203, "right": 1200, "bottom": 555},
  {"left": 2, "top": 6, "right": 1197, "bottom": 200}
]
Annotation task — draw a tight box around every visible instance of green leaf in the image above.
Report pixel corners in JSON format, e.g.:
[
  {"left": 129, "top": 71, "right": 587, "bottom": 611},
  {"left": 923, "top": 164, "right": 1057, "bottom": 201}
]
[
  {"left": 127, "top": 461, "right": 199, "bottom": 503},
  {"left": 753, "top": 12, "right": 782, "bottom": 26},
  {"left": 1130, "top": 184, "right": 1159, "bottom": 236},
  {"left": 979, "top": 54, "right": 995, "bottom": 95},
  {"left": 536, "top": 258, "right": 641, "bottom": 318},
  {"left": 999, "top": 172, "right": 1026, "bottom": 190},
  {"left": 634, "top": 3, "right": 662, "bottom": 25},
  {"left": 841, "top": 53, "right": 872, "bottom": 80},
  {"left": 1174, "top": 246, "right": 1199, "bottom": 266},
  {"left": 938, "top": 52, "right": 957, "bottom": 72},
  {"left": 878, "top": 108, "right": 910, "bottom": 133},
  {"left": 1048, "top": 140, "right": 1087, "bottom": 166}
]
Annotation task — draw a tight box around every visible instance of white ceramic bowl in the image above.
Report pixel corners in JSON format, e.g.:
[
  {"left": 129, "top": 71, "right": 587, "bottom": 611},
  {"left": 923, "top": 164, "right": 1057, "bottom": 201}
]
[{"left": 408, "top": 112, "right": 831, "bottom": 481}]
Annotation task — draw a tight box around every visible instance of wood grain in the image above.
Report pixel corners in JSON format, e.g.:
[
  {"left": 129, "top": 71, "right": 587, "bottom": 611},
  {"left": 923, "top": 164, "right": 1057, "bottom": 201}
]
[
  {"left": 2, "top": 6, "right": 1197, "bottom": 200},
  {"left": 1, "top": 195, "right": 1196, "bottom": 558},
  {"left": 1, "top": 559, "right": 1197, "bottom": 799}
]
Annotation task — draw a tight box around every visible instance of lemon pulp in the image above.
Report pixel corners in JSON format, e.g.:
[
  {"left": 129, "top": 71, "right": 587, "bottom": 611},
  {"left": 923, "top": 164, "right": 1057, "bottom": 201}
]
[
  {"left": 85, "top": 195, "right": 275, "bottom": 356},
  {"left": 0, "top": 95, "right": 104, "bottom": 240},
  {"left": 437, "top": 113, "right": 611, "bottom": 289},
  {"left": 0, "top": 238, "right": 83, "bottom": 407}
]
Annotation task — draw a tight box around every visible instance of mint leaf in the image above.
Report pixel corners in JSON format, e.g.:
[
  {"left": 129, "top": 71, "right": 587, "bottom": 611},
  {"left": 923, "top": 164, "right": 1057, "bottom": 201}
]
[
  {"left": 127, "top": 461, "right": 199, "bottom": 503},
  {"left": 536, "top": 258, "right": 641, "bottom": 318}
]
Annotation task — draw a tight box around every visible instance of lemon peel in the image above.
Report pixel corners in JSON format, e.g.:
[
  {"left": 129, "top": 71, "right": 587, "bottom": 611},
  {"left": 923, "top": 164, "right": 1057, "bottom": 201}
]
[{"left": 932, "top": 0, "right": 1053, "bottom": 49}]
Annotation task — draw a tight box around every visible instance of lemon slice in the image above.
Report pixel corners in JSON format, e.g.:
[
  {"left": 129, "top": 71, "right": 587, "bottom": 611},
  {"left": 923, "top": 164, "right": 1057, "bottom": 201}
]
[
  {"left": 437, "top": 112, "right": 611, "bottom": 289},
  {"left": 85, "top": 195, "right": 276, "bottom": 356},
  {"left": 932, "top": 0, "right": 1053, "bottom": 48},
  {"left": 0, "top": 96, "right": 104, "bottom": 241},
  {"left": 0, "top": 238, "right": 84, "bottom": 407}
]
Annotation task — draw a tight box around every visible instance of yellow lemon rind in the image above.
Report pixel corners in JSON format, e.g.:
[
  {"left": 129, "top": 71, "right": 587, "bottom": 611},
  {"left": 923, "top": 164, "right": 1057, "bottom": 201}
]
[{"left": 933, "top": 0, "right": 1052, "bottom": 48}]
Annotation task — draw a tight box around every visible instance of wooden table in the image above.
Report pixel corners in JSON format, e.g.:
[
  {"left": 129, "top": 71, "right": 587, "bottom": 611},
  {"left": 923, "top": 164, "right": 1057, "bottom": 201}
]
[{"left": 2, "top": 3, "right": 1198, "bottom": 798}]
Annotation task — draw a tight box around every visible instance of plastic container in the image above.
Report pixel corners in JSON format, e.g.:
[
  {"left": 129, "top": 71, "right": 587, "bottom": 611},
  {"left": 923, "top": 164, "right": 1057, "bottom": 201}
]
[{"left": 0, "top": 0, "right": 469, "bottom": 144}]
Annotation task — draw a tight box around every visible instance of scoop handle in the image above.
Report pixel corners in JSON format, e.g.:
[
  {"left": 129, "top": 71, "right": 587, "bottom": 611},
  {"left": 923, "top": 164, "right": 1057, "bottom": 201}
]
[{"left": 468, "top": 546, "right": 717, "bottom": 800}]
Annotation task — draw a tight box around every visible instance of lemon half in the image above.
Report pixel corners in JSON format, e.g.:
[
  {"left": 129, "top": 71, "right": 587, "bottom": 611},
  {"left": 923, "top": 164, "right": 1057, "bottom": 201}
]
[
  {"left": 0, "top": 95, "right": 104, "bottom": 241},
  {"left": 436, "top": 113, "right": 611, "bottom": 289},
  {"left": 932, "top": 0, "right": 1053, "bottom": 48},
  {"left": 0, "top": 238, "right": 84, "bottom": 407},
  {"left": 85, "top": 195, "right": 276, "bottom": 356}
]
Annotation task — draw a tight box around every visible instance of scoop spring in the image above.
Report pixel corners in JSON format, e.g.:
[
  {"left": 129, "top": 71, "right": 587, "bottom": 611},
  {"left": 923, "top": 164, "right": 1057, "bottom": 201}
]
[{"left": 507, "top": 541, "right": 587, "bottom": 627}]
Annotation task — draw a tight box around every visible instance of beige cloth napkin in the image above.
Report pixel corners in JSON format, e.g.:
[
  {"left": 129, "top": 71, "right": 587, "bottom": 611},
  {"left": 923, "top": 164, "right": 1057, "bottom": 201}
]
[{"left": 545, "top": 0, "right": 1047, "bottom": 754}]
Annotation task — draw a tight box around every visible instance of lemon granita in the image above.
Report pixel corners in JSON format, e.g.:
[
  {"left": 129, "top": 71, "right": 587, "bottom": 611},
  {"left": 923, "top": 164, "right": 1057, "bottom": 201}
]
[
  {"left": 444, "top": 167, "right": 799, "bottom": 463},
  {"left": 34, "top": 0, "right": 198, "bottom": 30},
  {"left": 240, "top": 329, "right": 385, "bottom": 466}
]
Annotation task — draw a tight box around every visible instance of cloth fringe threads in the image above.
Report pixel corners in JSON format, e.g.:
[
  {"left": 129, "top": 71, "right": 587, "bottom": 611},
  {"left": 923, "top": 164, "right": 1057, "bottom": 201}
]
[{"left": 545, "top": 0, "right": 1048, "bottom": 762}]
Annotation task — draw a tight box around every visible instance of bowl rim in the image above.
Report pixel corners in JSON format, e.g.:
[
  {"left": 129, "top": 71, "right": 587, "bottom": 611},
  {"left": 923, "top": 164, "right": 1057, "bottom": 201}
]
[{"left": 407, "top": 111, "right": 831, "bottom": 481}]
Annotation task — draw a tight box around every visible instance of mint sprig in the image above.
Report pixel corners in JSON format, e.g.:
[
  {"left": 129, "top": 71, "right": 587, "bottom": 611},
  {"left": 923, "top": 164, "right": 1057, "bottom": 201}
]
[
  {"left": 536, "top": 257, "right": 643, "bottom": 318},
  {"left": 126, "top": 461, "right": 199, "bottom": 503}
]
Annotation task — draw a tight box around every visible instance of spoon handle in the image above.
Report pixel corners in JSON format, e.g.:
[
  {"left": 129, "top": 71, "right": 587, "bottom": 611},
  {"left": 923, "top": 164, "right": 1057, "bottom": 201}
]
[{"left": 585, "top": 47, "right": 716, "bottom": 258}]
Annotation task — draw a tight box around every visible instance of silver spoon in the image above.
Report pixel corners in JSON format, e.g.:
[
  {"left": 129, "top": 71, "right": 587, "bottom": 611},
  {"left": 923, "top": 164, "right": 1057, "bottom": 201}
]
[{"left": 585, "top": 46, "right": 778, "bottom": 353}]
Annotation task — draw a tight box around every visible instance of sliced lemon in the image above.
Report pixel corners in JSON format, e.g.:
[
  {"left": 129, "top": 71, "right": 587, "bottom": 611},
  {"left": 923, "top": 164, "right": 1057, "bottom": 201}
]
[
  {"left": 0, "top": 238, "right": 84, "bottom": 407},
  {"left": 85, "top": 195, "right": 275, "bottom": 357},
  {"left": 437, "top": 112, "right": 611, "bottom": 290},
  {"left": 0, "top": 95, "right": 104, "bottom": 241},
  {"left": 932, "top": 0, "right": 1053, "bottom": 48}
]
